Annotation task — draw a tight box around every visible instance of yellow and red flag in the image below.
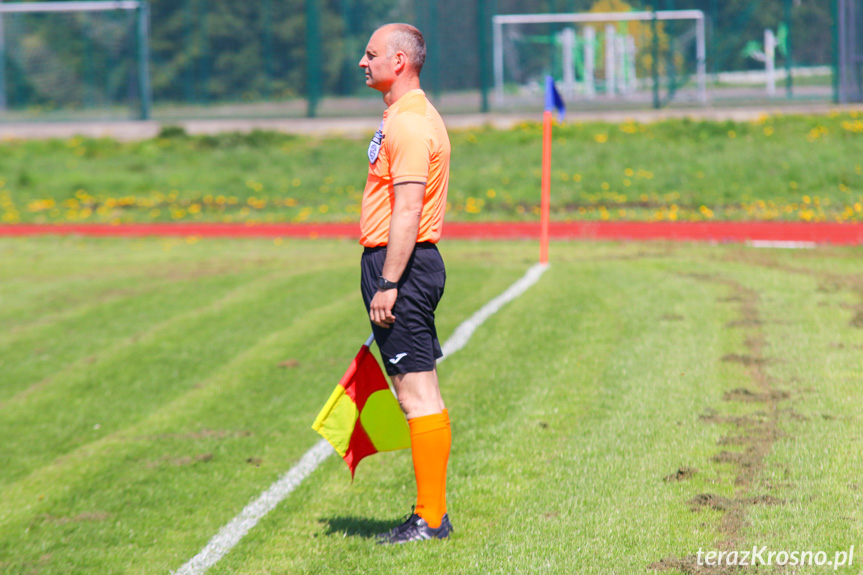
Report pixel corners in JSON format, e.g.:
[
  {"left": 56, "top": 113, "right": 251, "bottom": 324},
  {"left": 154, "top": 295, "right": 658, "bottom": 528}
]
[{"left": 312, "top": 335, "right": 410, "bottom": 477}]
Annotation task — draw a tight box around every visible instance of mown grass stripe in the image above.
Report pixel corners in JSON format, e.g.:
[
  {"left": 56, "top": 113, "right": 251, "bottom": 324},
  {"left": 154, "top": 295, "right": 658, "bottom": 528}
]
[{"left": 174, "top": 262, "right": 549, "bottom": 575}]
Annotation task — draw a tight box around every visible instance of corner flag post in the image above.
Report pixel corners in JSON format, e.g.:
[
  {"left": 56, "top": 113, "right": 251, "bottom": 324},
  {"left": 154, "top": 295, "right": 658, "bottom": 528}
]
[
  {"left": 541, "top": 75, "right": 565, "bottom": 265},
  {"left": 540, "top": 109, "right": 552, "bottom": 265}
]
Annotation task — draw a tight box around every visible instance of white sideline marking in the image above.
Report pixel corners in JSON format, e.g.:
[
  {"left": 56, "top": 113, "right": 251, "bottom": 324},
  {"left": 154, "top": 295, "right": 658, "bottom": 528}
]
[
  {"left": 174, "top": 262, "right": 550, "bottom": 575},
  {"left": 439, "top": 263, "right": 549, "bottom": 361},
  {"left": 747, "top": 240, "right": 816, "bottom": 249}
]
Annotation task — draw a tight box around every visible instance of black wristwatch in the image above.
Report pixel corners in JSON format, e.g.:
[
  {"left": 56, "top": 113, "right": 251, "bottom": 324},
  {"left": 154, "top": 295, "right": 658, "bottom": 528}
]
[{"left": 377, "top": 276, "right": 398, "bottom": 291}]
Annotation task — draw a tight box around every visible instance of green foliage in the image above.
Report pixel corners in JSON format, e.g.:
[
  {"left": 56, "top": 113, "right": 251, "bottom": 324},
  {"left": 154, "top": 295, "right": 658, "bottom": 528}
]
[{"left": 0, "top": 0, "right": 833, "bottom": 112}]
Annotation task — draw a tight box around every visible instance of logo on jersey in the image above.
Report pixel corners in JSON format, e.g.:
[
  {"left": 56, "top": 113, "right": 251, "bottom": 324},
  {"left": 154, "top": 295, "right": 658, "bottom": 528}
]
[
  {"left": 389, "top": 353, "right": 408, "bottom": 365},
  {"left": 368, "top": 121, "right": 384, "bottom": 163}
]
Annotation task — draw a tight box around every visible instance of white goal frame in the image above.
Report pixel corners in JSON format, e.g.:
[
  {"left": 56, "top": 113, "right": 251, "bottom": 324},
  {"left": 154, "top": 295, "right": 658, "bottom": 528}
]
[
  {"left": 0, "top": 1, "right": 152, "bottom": 118},
  {"left": 492, "top": 10, "right": 707, "bottom": 106}
]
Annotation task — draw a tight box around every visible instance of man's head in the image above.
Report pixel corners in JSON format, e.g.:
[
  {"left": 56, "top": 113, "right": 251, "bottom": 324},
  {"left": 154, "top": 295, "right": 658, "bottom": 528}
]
[{"left": 359, "top": 24, "right": 425, "bottom": 96}]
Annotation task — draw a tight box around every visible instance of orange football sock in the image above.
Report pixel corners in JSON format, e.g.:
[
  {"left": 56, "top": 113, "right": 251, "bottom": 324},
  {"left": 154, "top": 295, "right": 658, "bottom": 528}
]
[{"left": 408, "top": 409, "right": 451, "bottom": 529}]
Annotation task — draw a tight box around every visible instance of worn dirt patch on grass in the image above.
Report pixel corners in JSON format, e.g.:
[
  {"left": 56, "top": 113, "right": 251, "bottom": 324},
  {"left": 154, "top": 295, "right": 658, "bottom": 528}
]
[
  {"left": 722, "top": 388, "right": 789, "bottom": 403},
  {"left": 146, "top": 453, "right": 213, "bottom": 468},
  {"left": 665, "top": 467, "right": 699, "bottom": 482},
  {"left": 653, "top": 272, "right": 791, "bottom": 569},
  {"left": 39, "top": 511, "right": 113, "bottom": 525},
  {"left": 649, "top": 554, "right": 742, "bottom": 574}
]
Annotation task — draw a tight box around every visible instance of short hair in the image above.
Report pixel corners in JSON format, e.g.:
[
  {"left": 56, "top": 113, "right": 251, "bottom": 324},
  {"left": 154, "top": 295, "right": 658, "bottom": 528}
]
[{"left": 384, "top": 24, "right": 426, "bottom": 75}]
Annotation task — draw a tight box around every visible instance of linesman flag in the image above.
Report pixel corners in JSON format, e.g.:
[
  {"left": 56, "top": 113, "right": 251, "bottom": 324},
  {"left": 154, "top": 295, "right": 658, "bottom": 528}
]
[{"left": 312, "top": 334, "right": 410, "bottom": 478}]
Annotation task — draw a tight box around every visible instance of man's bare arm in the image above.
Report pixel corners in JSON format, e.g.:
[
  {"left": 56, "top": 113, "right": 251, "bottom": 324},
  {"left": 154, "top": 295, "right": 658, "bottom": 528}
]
[{"left": 369, "top": 182, "right": 425, "bottom": 328}]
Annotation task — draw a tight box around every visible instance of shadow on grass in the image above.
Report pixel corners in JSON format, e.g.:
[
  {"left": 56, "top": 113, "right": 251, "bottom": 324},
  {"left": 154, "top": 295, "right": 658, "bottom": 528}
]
[{"left": 320, "top": 516, "right": 395, "bottom": 539}]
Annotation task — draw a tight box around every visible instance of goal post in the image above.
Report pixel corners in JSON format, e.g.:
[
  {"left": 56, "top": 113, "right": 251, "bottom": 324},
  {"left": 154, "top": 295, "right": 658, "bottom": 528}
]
[
  {"left": 492, "top": 10, "right": 707, "bottom": 109},
  {"left": 0, "top": 0, "right": 151, "bottom": 120}
]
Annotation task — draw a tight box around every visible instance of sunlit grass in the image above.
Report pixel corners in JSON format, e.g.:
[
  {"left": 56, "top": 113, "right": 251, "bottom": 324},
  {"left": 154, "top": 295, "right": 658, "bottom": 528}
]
[
  {"left": 1, "top": 111, "right": 862, "bottom": 225},
  {"left": 0, "top": 238, "right": 861, "bottom": 574}
]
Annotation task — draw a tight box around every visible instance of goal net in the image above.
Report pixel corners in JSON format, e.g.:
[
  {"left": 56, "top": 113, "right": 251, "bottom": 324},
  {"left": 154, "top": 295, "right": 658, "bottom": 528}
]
[
  {"left": 492, "top": 10, "right": 706, "bottom": 110},
  {"left": 0, "top": 1, "right": 150, "bottom": 120}
]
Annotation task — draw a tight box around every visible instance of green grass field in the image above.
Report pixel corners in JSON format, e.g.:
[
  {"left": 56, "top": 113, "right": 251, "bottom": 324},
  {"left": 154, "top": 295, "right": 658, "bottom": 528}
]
[
  {"left": 1, "top": 236, "right": 861, "bottom": 574},
  {"left": 2, "top": 112, "right": 863, "bottom": 225}
]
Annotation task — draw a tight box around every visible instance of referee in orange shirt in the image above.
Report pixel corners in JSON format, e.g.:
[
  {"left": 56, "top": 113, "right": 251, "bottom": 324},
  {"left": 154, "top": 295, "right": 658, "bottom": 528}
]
[{"left": 358, "top": 23, "right": 453, "bottom": 544}]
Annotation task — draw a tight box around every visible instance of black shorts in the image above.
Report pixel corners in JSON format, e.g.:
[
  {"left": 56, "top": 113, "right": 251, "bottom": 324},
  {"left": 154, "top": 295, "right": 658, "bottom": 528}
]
[{"left": 360, "top": 243, "right": 446, "bottom": 376}]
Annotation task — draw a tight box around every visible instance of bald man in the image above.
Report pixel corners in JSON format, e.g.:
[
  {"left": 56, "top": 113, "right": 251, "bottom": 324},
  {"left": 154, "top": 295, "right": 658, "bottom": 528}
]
[{"left": 357, "top": 24, "right": 453, "bottom": 544}]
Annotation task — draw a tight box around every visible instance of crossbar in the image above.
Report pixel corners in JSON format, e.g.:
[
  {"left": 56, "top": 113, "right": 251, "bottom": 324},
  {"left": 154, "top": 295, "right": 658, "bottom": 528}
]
[
  {"left": 493, "top": 10, "right": 704, "bottom": 25},
  {"left": 0, "top": 1, "right": 139, "bottom": 14}
]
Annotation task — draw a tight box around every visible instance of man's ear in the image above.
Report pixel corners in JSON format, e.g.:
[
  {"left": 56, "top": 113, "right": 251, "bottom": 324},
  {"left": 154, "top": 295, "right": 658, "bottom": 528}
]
[{"left": 393, "top": 51, "right": 408, "bottom": 74}]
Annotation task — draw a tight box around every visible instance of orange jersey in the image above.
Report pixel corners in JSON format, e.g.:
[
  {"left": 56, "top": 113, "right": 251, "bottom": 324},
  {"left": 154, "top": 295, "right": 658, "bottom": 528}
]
[{"left": 359, "top": 89, "right": 450, "bottom": 247}]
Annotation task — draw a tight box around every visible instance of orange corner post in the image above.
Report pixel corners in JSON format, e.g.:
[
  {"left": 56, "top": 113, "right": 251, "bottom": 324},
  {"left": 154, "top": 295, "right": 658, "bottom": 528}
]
[{"left": 539, "top": 110, "right": 553, "bottom": 265}]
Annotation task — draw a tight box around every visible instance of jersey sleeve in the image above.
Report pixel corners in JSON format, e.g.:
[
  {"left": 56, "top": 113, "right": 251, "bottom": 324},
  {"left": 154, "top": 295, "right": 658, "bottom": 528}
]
[{"left": 387, "top": 112, "right": 433, "bottom": 186}]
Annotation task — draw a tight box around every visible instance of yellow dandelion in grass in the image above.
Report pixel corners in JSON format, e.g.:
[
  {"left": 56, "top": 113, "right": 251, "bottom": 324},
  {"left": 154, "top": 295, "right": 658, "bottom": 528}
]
[
  {"left": 789, "top": 181, "right": 798, "bottom": 189},
  {"left": 319, "top": 205, "right": 330, "bottom": 213},
  {"left": 573, "top": 174, "right": 582, "bottom": 182},
  {"left": 601, "top": 182, "right": 610, "bottom": 191},
  {"left": 274, "top": 237, "right": 284, "bottom": 246},
  {"left": 728, "top": 130, "right": 737, "bottom": 139},
  {"left": 700, "top": 205, "right": 714, "bottom": 218},
  {"left": 292, "top": 178, "right": 302, "bottom": 187},
  {"left": 624, "top": 168, "right": 634, "bottom": 177},
  {"left": 623, "top": 179, "right": 631, "bottom": 187},
  {"left": 487, "top": 189, "right": 496, "bottom": 198},
  {"left": 186, "top": 236, "right": 200, "bottom": 245},
  {"left": 594, "top": 134, "right": 608, "bottom": 144},
  {"left": 516, "top": 205, "right": 525, "bottom": 214},
  {"left": 465, "top": 197, "right": 485, "bottom": 214},
  {"left": 807, "top": 126, "right": 828, "bottom": 142},
  {"left": 246, "top": 180, "right": 264, "bottom": 192},
  {"left": 763, "top": 126, "right": 774, "bottom": 136},
  {"left": 803, "top": 195, "right": 811, "bottom": 204}
]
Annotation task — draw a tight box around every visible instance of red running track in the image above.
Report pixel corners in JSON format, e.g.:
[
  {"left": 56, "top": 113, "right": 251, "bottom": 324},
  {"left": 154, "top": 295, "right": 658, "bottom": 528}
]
[{"left": 1, "top": 221, "right": 862, "bottom": 245}]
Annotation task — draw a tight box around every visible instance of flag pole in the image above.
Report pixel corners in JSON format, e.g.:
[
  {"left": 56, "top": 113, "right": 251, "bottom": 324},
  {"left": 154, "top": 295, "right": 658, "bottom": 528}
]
[
  {"left": 363, "top": 333, "right": 375, "bottom": 347},
  {"left": 540, "top": 109, "right": 552, "bottom": 265}
]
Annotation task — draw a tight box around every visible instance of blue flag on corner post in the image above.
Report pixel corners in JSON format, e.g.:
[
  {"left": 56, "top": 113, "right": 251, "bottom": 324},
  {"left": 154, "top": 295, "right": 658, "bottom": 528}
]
[{"left": 544, "top": 75, "right": 566, "bottom": 122}]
